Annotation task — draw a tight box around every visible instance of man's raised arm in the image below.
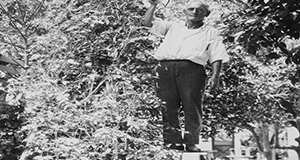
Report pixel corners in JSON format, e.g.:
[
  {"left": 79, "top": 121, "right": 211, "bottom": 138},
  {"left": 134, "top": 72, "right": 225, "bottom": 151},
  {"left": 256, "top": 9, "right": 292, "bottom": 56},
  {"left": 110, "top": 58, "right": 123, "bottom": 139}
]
[{"left": 143, "top": 0, "right": 158, "bottom": 27}]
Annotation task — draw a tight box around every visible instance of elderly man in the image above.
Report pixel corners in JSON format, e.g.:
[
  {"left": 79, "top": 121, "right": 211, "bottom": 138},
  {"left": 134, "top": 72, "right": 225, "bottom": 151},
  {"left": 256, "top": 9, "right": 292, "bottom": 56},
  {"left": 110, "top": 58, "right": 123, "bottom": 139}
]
[{"left": 143, "top": 0, "right": 229, "bottom": 152}]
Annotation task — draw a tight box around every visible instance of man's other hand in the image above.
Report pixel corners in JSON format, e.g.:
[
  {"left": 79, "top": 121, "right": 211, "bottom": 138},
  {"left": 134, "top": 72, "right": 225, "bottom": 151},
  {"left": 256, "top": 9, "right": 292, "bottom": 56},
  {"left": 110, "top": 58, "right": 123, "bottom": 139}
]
[{"left": 207, "top": 76, "right": 219, "bottom": 91}]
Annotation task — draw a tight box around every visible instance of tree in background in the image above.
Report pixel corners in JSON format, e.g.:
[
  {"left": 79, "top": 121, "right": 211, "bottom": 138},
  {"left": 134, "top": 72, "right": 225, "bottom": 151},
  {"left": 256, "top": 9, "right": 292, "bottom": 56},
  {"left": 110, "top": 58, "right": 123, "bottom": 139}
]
[
  {"left": 219, "top": 0, "right": 300, "bottom": 159},
  {"left": 222, "top": 0, "right": 300, "bottom": 78},
  {"left": 204, "top": 53, "right": 300, "bottom": 160}
]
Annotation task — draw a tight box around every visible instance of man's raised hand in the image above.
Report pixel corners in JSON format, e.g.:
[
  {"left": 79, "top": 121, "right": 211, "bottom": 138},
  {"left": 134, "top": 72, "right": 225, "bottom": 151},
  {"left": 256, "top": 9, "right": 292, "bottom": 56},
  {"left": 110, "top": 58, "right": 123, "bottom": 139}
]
[{"left": 148, "top": 0, "right": 159, "bottom": 5}]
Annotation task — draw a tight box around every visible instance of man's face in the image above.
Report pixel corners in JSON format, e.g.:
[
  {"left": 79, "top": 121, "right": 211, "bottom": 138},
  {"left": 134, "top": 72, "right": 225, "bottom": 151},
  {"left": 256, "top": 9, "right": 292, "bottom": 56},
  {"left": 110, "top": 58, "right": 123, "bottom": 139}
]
[{"left": 185, "top": 2, "right": 208, "bottom": 22}]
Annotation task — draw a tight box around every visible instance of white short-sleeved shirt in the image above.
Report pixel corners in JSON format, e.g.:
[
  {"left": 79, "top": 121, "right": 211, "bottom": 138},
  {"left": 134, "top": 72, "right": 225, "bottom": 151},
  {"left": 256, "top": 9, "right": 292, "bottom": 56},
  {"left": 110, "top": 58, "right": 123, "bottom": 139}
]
[{"left": 151, "top": 20, "right": 230, "bottom": 66}]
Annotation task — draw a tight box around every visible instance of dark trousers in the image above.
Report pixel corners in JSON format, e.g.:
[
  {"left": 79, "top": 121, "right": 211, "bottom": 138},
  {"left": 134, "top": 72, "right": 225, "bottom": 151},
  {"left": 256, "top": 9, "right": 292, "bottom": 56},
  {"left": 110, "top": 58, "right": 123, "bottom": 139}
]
[{"left": 156, "top": 60, "right": 207, "bottom": 144}]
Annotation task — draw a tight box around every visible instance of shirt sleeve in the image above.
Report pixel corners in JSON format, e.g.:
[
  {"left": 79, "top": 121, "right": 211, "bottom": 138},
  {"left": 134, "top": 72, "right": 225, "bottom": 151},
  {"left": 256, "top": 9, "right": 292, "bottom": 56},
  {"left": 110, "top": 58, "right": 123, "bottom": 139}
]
[
  {"left": 150, "top": 19, "right": 173, "bottom": 37},
  {"left": 207, "top": 30, "right": 230, "bottom": 63}
]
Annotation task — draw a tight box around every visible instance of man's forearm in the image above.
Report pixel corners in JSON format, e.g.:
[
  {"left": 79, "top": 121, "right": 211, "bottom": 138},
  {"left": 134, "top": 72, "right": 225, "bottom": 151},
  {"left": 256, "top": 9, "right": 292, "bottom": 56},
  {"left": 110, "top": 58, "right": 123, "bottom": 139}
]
[
  {"left": 143, "top": 4, "right": 157, "bottom": 27},
  {"left": 211, "top": 60, "right": 222, "bottom": 78}
]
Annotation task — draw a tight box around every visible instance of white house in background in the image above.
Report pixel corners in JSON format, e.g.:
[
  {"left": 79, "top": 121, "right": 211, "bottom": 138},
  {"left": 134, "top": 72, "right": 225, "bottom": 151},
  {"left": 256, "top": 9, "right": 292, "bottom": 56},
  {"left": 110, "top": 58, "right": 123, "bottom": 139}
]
[
  {"left": 198, "top": 130, "right": 252, "bottom": 160},
  {"left": 197, "top": 127, "right": 300, "bottom": 160},
  {"left": 280, "top": 127, "right": 299, "bottom": 160}
]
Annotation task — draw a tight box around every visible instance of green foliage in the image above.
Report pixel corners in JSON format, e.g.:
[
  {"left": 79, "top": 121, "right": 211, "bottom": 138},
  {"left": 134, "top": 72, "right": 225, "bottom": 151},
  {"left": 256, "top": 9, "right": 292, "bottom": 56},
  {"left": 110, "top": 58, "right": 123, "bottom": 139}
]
[
  {"left": 0, "top": 103, "right": 25, "bottom": 160},
  {"left": 0, "top": 0, "right": 182, "bottom": 159},
  {"left": 222, "top": 0, "right": 300, "bottom": 65},
  {"left": 9, "top": 68, "right": 180, "bottom": 159},
  {"left": 0, "top": 0, "right": 46, "bottom": 67},
  {"left": 211, "top": 0, "right": 300, "bottom": 139},
  {"left": 203, "top": 49, "right": 300, "bottom": 137},
  {"left": 205, "top": 1, "right": 300, "bottom": 157}
]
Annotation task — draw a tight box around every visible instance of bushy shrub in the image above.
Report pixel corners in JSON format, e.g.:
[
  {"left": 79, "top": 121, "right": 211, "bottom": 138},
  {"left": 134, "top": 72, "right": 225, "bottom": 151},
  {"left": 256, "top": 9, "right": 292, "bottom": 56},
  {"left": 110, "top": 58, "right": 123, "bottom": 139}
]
[{"left": 1, "top": 0, "right": 181, "bottom": 159}]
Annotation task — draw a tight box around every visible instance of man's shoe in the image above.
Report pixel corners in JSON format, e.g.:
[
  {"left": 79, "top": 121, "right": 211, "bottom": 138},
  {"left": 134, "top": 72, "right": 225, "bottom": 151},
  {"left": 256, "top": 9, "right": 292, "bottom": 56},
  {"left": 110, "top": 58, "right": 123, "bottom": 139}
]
[
  {"left": 164, "top": 143, "right": 185, "bottom": 151},
  {"left": 170, "top": 143, "right": 185, "bottom": 150},
  {"left": 185, "top": 144, "right": 201, "bottom": 152}
]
